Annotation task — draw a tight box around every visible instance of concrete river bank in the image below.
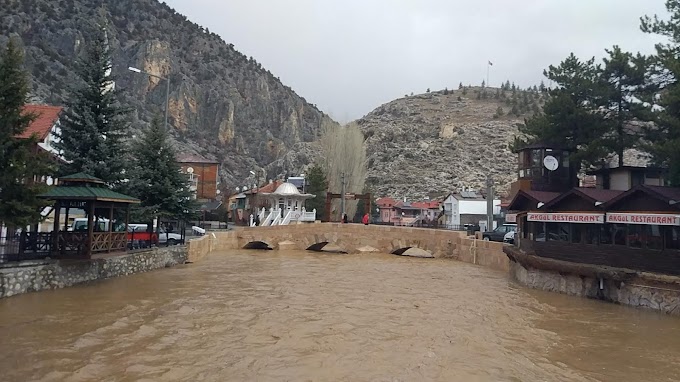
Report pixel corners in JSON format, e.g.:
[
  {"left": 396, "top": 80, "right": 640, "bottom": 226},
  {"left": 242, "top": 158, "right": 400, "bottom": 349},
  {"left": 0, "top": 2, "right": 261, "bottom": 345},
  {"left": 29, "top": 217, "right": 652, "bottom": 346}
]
[{"left": 1, "top": 250, "right": 679, "bottom": 381}]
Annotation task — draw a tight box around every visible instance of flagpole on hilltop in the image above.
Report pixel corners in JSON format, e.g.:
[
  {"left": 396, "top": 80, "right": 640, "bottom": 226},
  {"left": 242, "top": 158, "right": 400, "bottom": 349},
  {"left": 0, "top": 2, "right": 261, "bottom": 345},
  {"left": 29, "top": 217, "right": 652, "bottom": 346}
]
[{"left": 487, "top": 60, "right": 493, "bottom": 88}]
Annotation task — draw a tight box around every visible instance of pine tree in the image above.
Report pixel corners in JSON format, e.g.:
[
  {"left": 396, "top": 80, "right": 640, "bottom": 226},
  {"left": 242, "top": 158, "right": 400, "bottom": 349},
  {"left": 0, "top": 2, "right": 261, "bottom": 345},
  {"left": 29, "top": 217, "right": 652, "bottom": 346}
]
[
  {"left": 443, "top": 87, "right": 449, "bottom": 95},
  {"left": 458, "top": 82, "right": 463, "bottom": 89},
  {"left": 481, "top": 79, "right": 486, "bottom": 88},
  {"left": 426, "top": 88, "right": 430, "bottom": 93},
  {"left": 56, "top": 25, "right": 129, "bottom": 185},
  {"left": 125, "top": 116, "right": 196, "bottom": 222},
  {"left": 539, "top": 80, "right": 546, "bottom": 92},
  {"left": 504, "top": 80, "right": 511, "bottom": 90},
  {"left": 305, "top": 164, "right": 327, "bottom": 220},
  {"left": 512, "top": 54, "right": 609, "bottom": 168},
  {"left": 599, "top": 45, "right": 649, "bottom": 167},
  {"left": 641, "top": 2, "right": 680, "bottom": 184},
  {"left": 511, "top": 82, "right": 516, "bottom": 93},
  {"left": 0, "top": 39, "right": 52, "bottom": 228}
]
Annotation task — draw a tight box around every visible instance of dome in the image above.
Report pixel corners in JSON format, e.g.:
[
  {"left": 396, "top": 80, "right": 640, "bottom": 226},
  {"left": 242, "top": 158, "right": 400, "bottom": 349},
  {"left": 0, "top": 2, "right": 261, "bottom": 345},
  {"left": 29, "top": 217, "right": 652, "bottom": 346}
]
[{"left": 274, "top": 182, "right": 301, "bottom": 195}]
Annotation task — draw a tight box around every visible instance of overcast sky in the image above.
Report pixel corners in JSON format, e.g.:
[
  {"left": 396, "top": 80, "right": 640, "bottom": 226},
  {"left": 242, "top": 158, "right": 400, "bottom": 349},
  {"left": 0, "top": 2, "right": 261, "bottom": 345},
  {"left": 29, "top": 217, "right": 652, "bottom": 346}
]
[{"left": 165, "top": 0, "right": 668, "bottom": 122}]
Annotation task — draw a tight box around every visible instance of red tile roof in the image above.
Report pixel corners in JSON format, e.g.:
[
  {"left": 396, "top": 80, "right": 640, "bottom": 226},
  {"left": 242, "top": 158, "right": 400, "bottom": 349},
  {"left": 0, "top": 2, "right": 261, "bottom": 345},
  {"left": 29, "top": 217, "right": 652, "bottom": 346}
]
[
  {"left": 524, "top": 190, "right": 561, "bottom": 203},
  {"left": 575, "top": 187, "right": 623, "bottom": 202},
  {"left": 246, "top": 180, "right": 284, "bottom": 195},
  {"left": 17, "top": 105, "right": 62, "bottom": 140},
  {"left": 646, "top": 185, "right": 680, "bottom": 202},
  {"left": 176, "top": 152, "right": 219, "bottom": 164},
  {"left": 376, "top": 197, "right": 397, "bottom": 207},
  {"left": 411, "top": 201, "right": 440, "bottom": 209}
]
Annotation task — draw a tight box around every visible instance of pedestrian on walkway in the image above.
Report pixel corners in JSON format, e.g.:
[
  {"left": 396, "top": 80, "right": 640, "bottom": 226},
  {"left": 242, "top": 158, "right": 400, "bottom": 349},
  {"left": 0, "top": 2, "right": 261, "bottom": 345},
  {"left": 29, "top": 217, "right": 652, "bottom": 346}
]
[{"left": 362, "top": 213, "right": 369, "bottom": 225}]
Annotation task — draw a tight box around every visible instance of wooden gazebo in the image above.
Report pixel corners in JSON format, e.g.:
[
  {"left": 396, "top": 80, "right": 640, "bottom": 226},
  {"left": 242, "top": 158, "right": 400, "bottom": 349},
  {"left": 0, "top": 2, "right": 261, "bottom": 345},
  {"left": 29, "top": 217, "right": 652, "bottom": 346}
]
[{"left": 38, "top": 173, "right": 140, "bottom": 259}]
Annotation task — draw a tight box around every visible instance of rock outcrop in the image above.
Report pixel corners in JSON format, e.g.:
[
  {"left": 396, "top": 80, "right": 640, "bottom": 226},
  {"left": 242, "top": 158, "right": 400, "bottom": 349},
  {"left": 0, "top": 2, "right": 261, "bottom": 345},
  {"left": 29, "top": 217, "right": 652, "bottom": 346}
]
[
  {"left": 358, "top": 87, "right": 546, "bottom": 199},
  {"left": 0, "top": 0, "right": 334, "bottom": 189}
]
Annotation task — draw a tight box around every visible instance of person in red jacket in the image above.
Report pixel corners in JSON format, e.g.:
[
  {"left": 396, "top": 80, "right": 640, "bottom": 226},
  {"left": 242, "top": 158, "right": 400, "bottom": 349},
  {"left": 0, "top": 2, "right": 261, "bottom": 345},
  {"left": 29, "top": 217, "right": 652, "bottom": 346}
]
[{"left": 362, "top": 213, "right": 370, "bottom": 225}]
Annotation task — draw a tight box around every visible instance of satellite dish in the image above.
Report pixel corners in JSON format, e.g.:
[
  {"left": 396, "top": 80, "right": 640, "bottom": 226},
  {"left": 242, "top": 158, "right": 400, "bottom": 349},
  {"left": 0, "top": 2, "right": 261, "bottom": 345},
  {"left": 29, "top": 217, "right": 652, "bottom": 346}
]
[
  {"left": 186, "top": 167, "right": 194, "bottom": 174},
  {"left": 543, "top": 155, "right": 559, "bottom": 171}
]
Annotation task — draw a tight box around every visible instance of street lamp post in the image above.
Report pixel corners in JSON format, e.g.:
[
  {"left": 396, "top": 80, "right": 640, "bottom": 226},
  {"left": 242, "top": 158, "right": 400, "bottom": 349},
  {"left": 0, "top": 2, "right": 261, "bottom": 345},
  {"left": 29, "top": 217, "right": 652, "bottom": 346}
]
[{"left": 128, "top": 66, "right": 170, "bottom": 131}]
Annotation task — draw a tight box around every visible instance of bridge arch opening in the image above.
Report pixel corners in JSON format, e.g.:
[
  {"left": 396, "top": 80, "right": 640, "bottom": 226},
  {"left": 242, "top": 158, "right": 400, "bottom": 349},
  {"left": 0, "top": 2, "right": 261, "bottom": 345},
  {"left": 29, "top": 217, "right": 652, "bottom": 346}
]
[
  {"left": 391, "top": 247, "right": 434, "bottom": 258},
  {"left": 243, "top": 241, "right": 274, "bottom": 250},
  {"left": 306, "top": 242, "right": 348, "bottom": 254}
]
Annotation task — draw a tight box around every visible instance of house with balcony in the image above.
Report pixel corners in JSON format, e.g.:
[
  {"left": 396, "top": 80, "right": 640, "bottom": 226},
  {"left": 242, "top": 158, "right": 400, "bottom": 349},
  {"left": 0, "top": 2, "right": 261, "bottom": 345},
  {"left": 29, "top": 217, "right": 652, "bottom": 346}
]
[{"left": 176, "top": 153, "right": 220, "bottom": 201}]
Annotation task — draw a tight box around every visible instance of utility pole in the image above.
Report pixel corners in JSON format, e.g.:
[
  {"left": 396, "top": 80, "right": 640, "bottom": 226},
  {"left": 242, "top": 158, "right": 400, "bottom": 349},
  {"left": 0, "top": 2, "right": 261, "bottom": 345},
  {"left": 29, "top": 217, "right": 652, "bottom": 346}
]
[
  {"left": 486, "top": 175, "right": 494, "bottom": 232},
  {"left": 340, "top": 172, "right": 346, "bottom": 220}
]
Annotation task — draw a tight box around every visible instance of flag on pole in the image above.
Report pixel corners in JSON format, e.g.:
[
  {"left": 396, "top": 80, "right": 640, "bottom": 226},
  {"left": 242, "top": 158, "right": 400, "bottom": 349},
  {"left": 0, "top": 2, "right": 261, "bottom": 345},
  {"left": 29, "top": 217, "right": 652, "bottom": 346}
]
[{"left": 488, "top": 61, "right": 493, "bottom": 66}]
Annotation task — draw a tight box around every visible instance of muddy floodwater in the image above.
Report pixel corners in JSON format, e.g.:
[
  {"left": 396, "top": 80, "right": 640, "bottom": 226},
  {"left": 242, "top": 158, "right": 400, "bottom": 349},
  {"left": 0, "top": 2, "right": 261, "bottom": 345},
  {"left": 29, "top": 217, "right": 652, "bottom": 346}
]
[{"left": 2, "top": 251, "right": 680, "bottom": 381}]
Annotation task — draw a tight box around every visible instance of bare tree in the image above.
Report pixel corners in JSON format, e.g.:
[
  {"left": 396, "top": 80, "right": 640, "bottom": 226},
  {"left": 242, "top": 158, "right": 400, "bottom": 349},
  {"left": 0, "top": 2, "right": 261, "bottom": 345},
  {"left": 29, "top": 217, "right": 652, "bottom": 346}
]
[{"left": 319, "top": 120, "right": 368, "bottom": 220}]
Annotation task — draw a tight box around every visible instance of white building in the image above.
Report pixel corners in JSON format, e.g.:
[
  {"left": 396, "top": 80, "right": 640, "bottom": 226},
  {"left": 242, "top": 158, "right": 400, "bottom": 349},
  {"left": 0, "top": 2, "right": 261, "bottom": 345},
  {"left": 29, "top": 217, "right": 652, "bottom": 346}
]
[
  {"left": 255, "top": 182, "right": 317, "bottom": 226},
  {"left": 442, "top": 191, "right": 501, "bottom": 228}
]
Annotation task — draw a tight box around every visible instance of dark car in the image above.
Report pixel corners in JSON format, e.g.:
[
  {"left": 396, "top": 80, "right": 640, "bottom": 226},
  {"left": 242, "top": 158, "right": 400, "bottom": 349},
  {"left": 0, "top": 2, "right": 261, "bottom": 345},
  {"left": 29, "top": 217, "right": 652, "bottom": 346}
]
[{"left": 482, "top": 224, "right": 517, "bottom": 242}]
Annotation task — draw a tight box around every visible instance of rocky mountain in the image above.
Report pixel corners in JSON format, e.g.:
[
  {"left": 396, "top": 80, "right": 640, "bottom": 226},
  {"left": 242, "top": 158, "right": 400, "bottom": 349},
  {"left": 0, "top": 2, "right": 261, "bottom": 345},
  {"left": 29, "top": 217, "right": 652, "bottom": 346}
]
[
  {"left": 0, "top": 0, "right": 333, "bottom": 190},
  {"left": 358, "top": 87, "right": 547, "bottom": 199}
]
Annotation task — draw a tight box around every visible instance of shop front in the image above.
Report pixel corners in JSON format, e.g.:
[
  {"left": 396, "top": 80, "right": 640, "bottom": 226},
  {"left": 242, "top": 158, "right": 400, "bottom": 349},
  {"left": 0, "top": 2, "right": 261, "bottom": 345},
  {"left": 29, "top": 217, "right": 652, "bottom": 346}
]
[{"left": 512, "top": 185, "right": 680, "bottom": 275}]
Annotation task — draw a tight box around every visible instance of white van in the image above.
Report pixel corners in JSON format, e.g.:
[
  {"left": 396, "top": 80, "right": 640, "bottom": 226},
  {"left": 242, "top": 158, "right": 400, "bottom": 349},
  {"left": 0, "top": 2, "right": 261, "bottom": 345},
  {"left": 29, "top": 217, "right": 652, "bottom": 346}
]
[{"left": 69, "top": 218, "right": 110, "bottom": 232}]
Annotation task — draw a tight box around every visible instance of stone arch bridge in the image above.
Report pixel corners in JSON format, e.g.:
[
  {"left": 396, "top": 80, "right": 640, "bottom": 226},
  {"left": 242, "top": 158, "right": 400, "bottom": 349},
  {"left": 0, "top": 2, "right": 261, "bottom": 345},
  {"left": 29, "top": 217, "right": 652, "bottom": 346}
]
[{"left": 187, "top": 224, "right": 509, "bottom": 272}]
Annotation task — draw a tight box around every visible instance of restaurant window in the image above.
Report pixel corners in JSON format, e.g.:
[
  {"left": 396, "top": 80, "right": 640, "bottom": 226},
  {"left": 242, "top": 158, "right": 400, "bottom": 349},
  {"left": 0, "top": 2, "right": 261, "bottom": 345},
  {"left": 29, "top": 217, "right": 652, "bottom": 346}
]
[
  {"left": 628, "top": 224, "right": 643, "bottom": 249},
  {"left": 531, "top": 149, "right": 541, "bottom": 167},
  {"left": 571, "top": 224, "right": 583, "bottom": 244},
  {"left": 585, "top": 224, "right": 599, "bottom": 245},
  {"left": 533, "top": 221, "right": 545, "bottom": 241},
  {"left": 642, "top": 225, "right": 663, "bottom": 251},
  {"left": 612, "top": 224, "right": 627, "bottom": 246},
  {"left": 547, "top": 223, "right": 569, "bottom": 241},
  {"left": 665, "top": 226, "right": 680, "bottom": 250},
  {"left": 600, "top": 224, "right": 614, "bottom": 245}
]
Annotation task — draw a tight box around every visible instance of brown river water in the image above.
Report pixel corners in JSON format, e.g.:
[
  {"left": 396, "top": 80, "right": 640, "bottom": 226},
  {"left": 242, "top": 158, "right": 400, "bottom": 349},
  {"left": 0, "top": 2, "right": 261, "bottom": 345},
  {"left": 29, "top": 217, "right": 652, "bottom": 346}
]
[{"left": 1, "top": 250, "right": 680, "bottom": 382}]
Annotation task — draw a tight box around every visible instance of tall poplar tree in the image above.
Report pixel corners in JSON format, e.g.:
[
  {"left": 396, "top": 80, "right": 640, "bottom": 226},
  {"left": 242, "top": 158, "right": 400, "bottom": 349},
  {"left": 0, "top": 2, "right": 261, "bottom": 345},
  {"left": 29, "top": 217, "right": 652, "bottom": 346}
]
[
  {"left": 56, "top": 25, "right": 129, "bottom": 185},
  {"left": 0, "top": 39, "right": 51, "bottom": 228}
]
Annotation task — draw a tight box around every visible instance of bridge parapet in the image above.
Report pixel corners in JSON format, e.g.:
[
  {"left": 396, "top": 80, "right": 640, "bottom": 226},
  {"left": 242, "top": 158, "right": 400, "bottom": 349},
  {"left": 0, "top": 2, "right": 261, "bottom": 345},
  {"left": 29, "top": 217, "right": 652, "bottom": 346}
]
[{"left": 187, "top": 224, "right": 509, "bottom": 272}]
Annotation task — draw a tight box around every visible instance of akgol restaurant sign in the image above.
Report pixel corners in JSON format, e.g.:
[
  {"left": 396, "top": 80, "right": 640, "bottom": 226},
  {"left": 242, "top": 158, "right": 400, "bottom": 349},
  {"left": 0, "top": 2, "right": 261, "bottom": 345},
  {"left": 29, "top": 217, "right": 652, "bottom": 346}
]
[
  {"left": 527, "top": 213, "right": 604, "bottom": 223},
  {"left": 606, "top": 213, "right": 680, "bottom": 226}
]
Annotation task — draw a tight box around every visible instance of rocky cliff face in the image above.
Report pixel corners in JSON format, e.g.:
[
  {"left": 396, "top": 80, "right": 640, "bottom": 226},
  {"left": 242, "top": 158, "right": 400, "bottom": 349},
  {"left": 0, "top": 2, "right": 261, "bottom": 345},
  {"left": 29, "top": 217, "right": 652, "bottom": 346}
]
[
  {"left": 0, "top": 0, "right": 333, "bottom": 190},
  {"left": 358, "top": 87, "right": 546, "bottom": 199}
]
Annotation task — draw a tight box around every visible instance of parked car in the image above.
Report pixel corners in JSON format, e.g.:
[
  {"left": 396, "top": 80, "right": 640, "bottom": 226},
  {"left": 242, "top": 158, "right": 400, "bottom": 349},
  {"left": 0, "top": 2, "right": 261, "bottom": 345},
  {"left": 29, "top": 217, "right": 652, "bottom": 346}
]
[
  {"left": 482, "top": 224, "right": 517, "bottom": 242},
  {"left": 158, "top": 228, "right": 183, "bottom": 245},
  {"left": 503, "top": 230, "right": 515, "bottom": 244}
]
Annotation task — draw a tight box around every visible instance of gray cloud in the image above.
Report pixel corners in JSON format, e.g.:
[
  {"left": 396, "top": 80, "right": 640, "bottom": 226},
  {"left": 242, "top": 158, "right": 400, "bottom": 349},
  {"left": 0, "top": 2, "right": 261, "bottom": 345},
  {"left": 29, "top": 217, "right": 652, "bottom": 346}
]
[{"left": 165, "top": 0, "right": 667, "bottom": 122}]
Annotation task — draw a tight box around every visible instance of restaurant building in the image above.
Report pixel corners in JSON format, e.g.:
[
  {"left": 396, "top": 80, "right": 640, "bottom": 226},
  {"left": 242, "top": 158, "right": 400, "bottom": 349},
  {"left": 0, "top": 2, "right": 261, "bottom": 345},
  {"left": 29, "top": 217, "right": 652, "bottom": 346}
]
[{"left": 507, "top": 143, "right": 680, "bottom": 275}]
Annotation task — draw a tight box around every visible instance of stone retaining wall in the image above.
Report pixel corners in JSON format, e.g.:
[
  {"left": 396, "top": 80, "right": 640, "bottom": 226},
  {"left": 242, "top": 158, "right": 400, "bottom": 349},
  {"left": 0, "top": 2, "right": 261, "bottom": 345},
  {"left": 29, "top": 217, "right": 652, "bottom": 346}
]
[
  {"left": 507, "top": 249, "right": 680, "bottom": 316},
  {"left": 0, "top": 246, "right": 187, "bottom": 298}
]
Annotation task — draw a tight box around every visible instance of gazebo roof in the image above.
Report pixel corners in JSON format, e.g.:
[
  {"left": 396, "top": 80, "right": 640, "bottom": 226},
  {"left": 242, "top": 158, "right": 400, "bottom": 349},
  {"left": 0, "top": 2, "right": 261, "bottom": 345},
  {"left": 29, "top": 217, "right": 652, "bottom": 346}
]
[
  {"left": 39, "top": 173, "right": 139, "bottom": 204},
  {"left": 39, "top": 186, "right": 140, "bottom": 204},
  {"left": 59, "top": 172, "right": 106, "bottom": 185}
]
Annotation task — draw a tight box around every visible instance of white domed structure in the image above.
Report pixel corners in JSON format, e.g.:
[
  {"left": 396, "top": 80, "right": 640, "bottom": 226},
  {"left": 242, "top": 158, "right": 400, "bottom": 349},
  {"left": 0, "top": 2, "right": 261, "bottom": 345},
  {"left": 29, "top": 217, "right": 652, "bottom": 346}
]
[
  {"left": 256, "top": 181, "right": 316, "bottom": 226},
  {"left": 274, "top": 182, "right": 301, "bottom": 195}
]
